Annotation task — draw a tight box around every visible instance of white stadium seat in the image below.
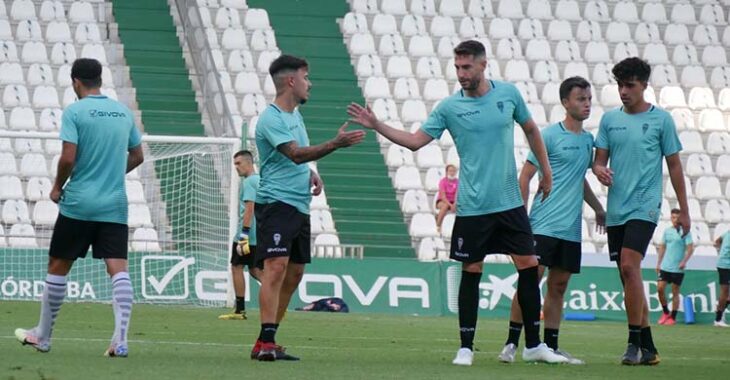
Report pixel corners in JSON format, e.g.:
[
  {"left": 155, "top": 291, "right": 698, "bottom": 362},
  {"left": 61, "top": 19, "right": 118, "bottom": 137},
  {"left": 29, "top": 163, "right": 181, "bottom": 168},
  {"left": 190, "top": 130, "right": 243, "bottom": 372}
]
[
  {"left": 418, "top": 237, "right": 446, "bottom": 261},
  {"left": 527, "top": 0, "right": 552, "bottom": 20},
  {"left": 46, "top": 21, "right": 71, "bottom": 43},
  {"left": 401, "top": 100, "right": 427, "bottom": 123},
  {"left": 341, "top": 12, "right": 368, "bottom": 35},
  {"left": 371, "top": 14, "right": 396, "bottom": 36},
  {"left": 606, "top": 22, "right": 631, "bottom": 43},
  {"left": 40, "top": 1, "right": 65, "bottom": 21},
  {"left": 467, "top": 0, "right": 493, "bottom": 18},
  {"left": 26, "top": 176, "right": 52, "bottom": 201},
  {"left": 132, "top": 228, "right": 162, "bottom": 252},
  {"left": 0, "top": 176, "right": 24, "bottom": 199},
  {"left": 215, "top": 7, "right": 241, "bottom": 29},
  {"left": 686, "top": 154, "right": 713, "bottom": 177},
  {"left": 698, "top": 109, "right": 725, "bottom": 132},
  {"left": 401, "top": 14, "right": 426, "bottom": 36},
  {"left": 16, "top": 19, "right": 42, "bottom": 42},
  {"left": 9, "top": 107, "right": 36, "bottom": 130},
  {"left": 489, "top": 18, "right": 514, "bottom": 39},
  {"left": 386, "top": 145, "right": 414, "bottom": 167},
  {"left": 518, "top": 18, "right": 544, "bottom": 40},
  {"left": 641, "top": 2, "right": 667, "bottom": 24},
  {"left": 700, "top": 4, "right": 725, "bottom": 25},
  {"left": 670, "top": 3, "right": 696, "bottom": 25},
  {"left": 695, "top": 176, "right": 723, "bottom": 200},
  {"left": 458, "top": 16, "right": 485, "bottom": 38},
  {"left": 33, "top": 200, "right": 58, "bottom": 226},
  {"left": 681, "top": 66, "right": 708, "bottom": 88},
  {"left": 250, "top": 29, "right": 276, "bottom": 51},
  {"left": 402, "top": 189, "right": 430, "bottom": 214},
  {"left": 351, "top": 0, "right": 377, "bottom": 14},
  {"left": 244, "top": 9, "right": 269, "bottom": 30},
  {"left": 652, "top": 65, "right": 678, "bottom": 87},
  {"left": 613, "top": 1, "right": 638, "bottom": 23},
  {"left": 0, "top": 62, "right": 23, "bottom": 84},
  {"left": 694, "top": 25, "right": 719, "bottom": 46},
  {"left": 664, "top": 24, "right": 690, "bottom": 45},
  {"left": 69, "top": 1, "right": 95, "bottom": 23},
  {"left": 440, "top": 0, "right": 464, "bottom": 17},
  {"left": 679, "top": 131, "right": 704, "bottom": 153},
  {"left": 702, "top": 45, "right": 727, "bottom": 67},
  {"left": 20, "top": 153, "right": 47, "bottom": 177},
  {"left": 659, "top": 86, "right": 686, "bottom": 108},
  {"left": 394, "top": 166, "right": 422, "bottom": 191},
  {"left": 688, "top": 87, "right": 717, "bottom": 109},
  {"left": 8, "top": 223, "right": 37, "bottom": 248},
  {"left": 409, "top": 213, "right": 438, "bottom": 238},
  {"left": 11, "top": 0, "right": 36, "bottom": 21},
  {"left": 711, "top": 67, "right": 730, "bottom": 90}
]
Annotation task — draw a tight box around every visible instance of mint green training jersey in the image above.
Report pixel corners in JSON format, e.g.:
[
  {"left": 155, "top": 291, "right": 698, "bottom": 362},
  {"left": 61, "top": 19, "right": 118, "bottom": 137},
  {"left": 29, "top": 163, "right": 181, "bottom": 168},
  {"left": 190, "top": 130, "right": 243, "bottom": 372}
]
[
  {"left": 421, "top": 80, "right": 532, "bottom": 216},
  {"left": 660, "top": 225, "right": 693, "bottom": 273},
  {"left": 718, "top": 231, "right": 730, "bottom": 269},
  {"left": 527, "top": 122, "right": 594, "bottom": 242},
  {"left": 255, "top": 104, "right": 311, "bottom": 215},
  {"left": 595, "top": 105, "right": 681, "bottom": 226},
  {"left": 59, "top": 94, "right": 142, "bottom": 224},
  {"left": 238, "top": 174, "right": 259, "bottom": 245}
]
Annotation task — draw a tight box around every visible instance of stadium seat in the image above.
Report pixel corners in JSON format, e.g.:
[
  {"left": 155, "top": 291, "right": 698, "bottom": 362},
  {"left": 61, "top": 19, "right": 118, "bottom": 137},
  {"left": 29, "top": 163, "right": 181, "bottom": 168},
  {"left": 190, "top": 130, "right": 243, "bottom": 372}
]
[
  {"left": 10, "top": 0, "right": 35, "bottom": 21},
  {"left": 714, "top": 223, "right": 730, "bottom": 241},
  {"left": 674, "top": 44, "right": 700, "bottom": 66},
  {"left": 643, "top": 43, "right": 670, "bottom": 65},
  {"left": 659, "top": 86, "right": 686, "bottom": 108},
  {"left": 40, "top": 1, "right": 64, "bottom": 21},
  {"left": 458, "top": 16, "right": 485, "bottom": 39},
  {"left": 423, "top": 167, "right": 444, "bottom": 192},
  {"left": 16, "top": 19, "right": 41, "bottom": 42},
  {"left": 393, "top": 15, "right": 422, "bottom": 36},
  {"left": 131, "top": 228, "right": 162, "bottom": 252},
  {"left": 356, "top": 54, "right": 382, "bottom": 77},
  {"left": 46, "top": 21, "right": 72, "bottom": 43},
  {"left": 14, "top": 137, "right": 42, "bottom": 154},
  {"left": 688, "top": 87, "right": 717, "bottom": 109},
  {"left": 402, "top": 189, "right": 431, "bottom": 214},
  {"left": 665, "top": 175, "right": 693, "bottom": 199},
  {"left": 497, "top": 38, "right": 523, "bottom": 60},
  {"left": 614, "top": 42, "right": 639, "bottom": 62},
  {"left": 695, "top": 176, "right": 723, "bottom": 200},
  {"left": 664, "top": 24, "right": 690, "bottom": 45},
  {"left": 33, "top": 200, "right": 57, "bottom": 226},
  {"left": 563, "top": 62, "right": 589, "bottom": 81},
  {"left": 526, "top": 0, "right": 552, "bottom": 20},
  {"left": 504, "top": 60, "right": 531, "bottom": 82},
  {"left": 409, "top": 212, "right": 438, "bottom": 238},
  {"left": 125, "top": 180, "right": 145, "bottom": 204},
  {"left": 244, "top": 8, "right": 269, "bottom": 30},
  {"left": 436, "top": 35, "right": 460, "bottom": 58},
  {"left": 221, "top": 27, "right": 246, "bottom": 50},
  {"left": 341, "top": 12, "right": 367, "bottom": 35},
  {"left": 50, "top": 42, "right": 76, "bottom": 65},
  {"left": 26, "top": 176, "right": 51, "bottom": 201},
  {"left": 408, "top": 35, "right": 434, "bottom": 57},
  {"left": 25, "top": 63, "right": 52, "bottom": 86},
  {"left": 69, "top": 1, "right": 95, "bottom": 23},
  {"left": 8, "top": 223, "right": 37, "bottom": 248},
  {"left": 699, "top": 109, "right": 725, "bottom": 132},
  {"left": 234, "top": 71, "right": 261, "bottom": 94},
  {"left": 700, "top": 4, "right": 725, "bottom": 25},
  {"left": 702, "top": 45, "right": 727, "bottom": 67},
  {"left": 364, "top": 76, "right": 391, "bottom": 99},
  {"left": 19, "top": 153, "right": 46, "bottom": 177},
  {"left": 214, "top": 7, "right": 240, "bottom": 29},
  {"left": 547, "top": 19, "right": 572, "bottom": 41},
  {"left": 415, "top": 56, "right": 442, "bottom": 79},
  {"left": 679, "top": 131, "right": 705, "bottom": 153},
  {"left": 532, "top": 61, "right": 559, "bottom": 83},
  {"left": 670, "top": 3, "right": 696, "bottom": 25},
  {"left": 525, "top": 38, "right": 551, "bottom": 61},
  {"left": 418, "top": 236, "right": 446, "bottom": 261},
  {"left": 401, "top": 100, "right": 427, "bottom": 123},
  {"left": 652, "top": 65, "right": 678, "bottom": 87},
  {"left": 3, "top": 84, "right": 29, "bottom": 107},
  {"left": 489, "top": 18, "right": 514, "bottom": 39},
  {"left": 694, "top": 25, "right": 719, "bottom": 46},
  {"left": 310, "top": 190, "right": 328, "bottom": 210},
  {"left": 691, "top": 223, "right": 713, "bottom": 245},
  {"left": 378, "top": 34, "right": 404, "bottom": 56},
  {"left": 250, "top": 29, "right": 276, "bottom": 51},
  {"left": 518, "top": 18, "right": 544, "bottom": 40},
  {"left": 467, "top": 0, "right": 493, "bottom": 18},
  {"left": 371, "top": 14, "right": 396, "bottom": 36},
  {"left": 575, "top": 20, "right": 601, "bottom": 42},
  {"left": 0, "top": 19, "right": 11, "bottom": 40},
  {"left": 705, "top": 199, "right": 730, "bottom": 223},
  {"left": 600, "top": 84, "right": 621, "bottom": 107},
  {"left": 416, "top": 143, "right": 444, "bottom": 169},
  {"left": 584, "top": 41, "right": 610, "bottom": 64},
  {"left": 240, "top": 93, "right": 266, "bottom": 117},
  {"left": 539, "top": 81, "right": 560, "bottom": 105},
  {"left": 386, "top": 145, "right": 414, "bottom": 167},
  {"left": 423, "top": 79, "right": 449, "bottom": 101},
  {"left": 613, "top": 1, "right": 638, "bottom": 23},
  {"left": 128, "top": 204, "right": 152, "bottom": 227},
  {"left": 711, "top": 67, "right": 730, "bottom": 90},
  {"left": 39, "top": 108, "right": 61, "bottom": 131},
  {"left": 394, "top": 166, "right": 423, "bottom": 190},
  {"left": 606, "top": 22, "right": 631, "bottom": 43},
  {"left": 641, "top": 2, "right": 667, "bottom": 24},
  {"left": 0, "top": 62, "right": 23, "bottom": 84},
  {"left": 0, "top": 175, "right": 23, "bottom": 199},
  {"left": 0, "top": 152, "right": 17, "bottom": 175},
  {"left": 686, "top": 153, "right": 714, "bottom": 177},
  {"left": 313, "top": 233, "right": 342, "bottom": 258},
  {"left": 681, "top": 66, "right": 708, "bottom": 88},
  {"left": 439, "top": 0, "right": 464, "bottom": 16},
  {"left": 32, "top": 85, "right": 59, "bottom": 108},
  {"left": 351, "top": 0, "right": 378, "bottom": 14},
  {"left": 708, "top": 133, "right": 730, "bottom": 155},
  {"left": 8, "top": 107, "right": 36, "bottom": 130},
  {"left": 310, "top": 209, "right": 336, "bottom": 233},
  {"left": 584, "top": 1, "right": 609, "bottom": 22},
  {"left": 371, "top": 98, "right": 399, "bottom": 121}
]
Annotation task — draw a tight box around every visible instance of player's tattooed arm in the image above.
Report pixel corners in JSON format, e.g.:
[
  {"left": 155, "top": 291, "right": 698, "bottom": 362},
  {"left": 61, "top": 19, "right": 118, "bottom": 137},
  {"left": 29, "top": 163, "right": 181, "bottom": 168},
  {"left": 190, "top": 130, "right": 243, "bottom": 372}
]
[{"left": 277, "top": 122, "right": 365, "bottom": 164}]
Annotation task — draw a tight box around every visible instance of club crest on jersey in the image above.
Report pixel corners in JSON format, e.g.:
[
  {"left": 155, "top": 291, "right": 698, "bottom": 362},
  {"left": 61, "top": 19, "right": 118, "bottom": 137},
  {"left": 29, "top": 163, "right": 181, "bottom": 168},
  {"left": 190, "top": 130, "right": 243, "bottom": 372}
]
[
  {"left": 273, "top": 233, "right": 281, "bottom": 246},
  {"left": 457, "top": 237, "right": 464, "bottom": 250},
  {"left": 496, "top": 101, "right": 504, "bottom": 113},
  {"left": 642, "top": 123, "right": 649, "bottom": 134}
]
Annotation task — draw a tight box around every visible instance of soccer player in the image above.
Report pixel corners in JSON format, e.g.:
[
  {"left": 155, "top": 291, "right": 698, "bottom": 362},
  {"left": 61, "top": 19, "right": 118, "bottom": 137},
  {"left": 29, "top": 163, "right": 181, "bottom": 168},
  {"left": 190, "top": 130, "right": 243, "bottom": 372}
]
[
  {"left": 592, "top": 57, "right": 690, "bottom": 365},
  {"left": 713, "top": 231, "right": 730, "bottom": 327},
  {"left": 499, "top": 76, "right": 606, "bottom": 365},
  {"left": 348, "top": 40, "right": 568, "bottom": 365},
  {"left": 219, "top": 150, "right": 263, "bottom": 320},
  {"left": 656, "top": 208, "right": 694, "bottom": 325},
  {"left": 15, "top": 58, "right": 144, "bottom": 357},
  {"left": 251, "top": 55, "right": 365, "bottom": 361}
]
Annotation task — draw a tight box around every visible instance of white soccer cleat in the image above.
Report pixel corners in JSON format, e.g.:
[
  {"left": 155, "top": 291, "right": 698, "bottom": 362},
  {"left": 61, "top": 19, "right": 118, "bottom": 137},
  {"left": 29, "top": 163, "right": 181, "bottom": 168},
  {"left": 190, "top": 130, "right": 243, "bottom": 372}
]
[
  {"left": 555, "top": 349, "right": 585, "bottom": 365},
  {"left": 15, "top": 328, "right": 50, "bottom": 353},
  {"left": 714, "top": 320, "right": 729, "bottom": 328},
  {"left": 498, "top": 343, "right": 517, "bottom": 363},
  {"left": 452, "top": 347, "right": 474, "bottom": 366},
  {"left": 522, "top": 343, "right": 569, "bottom": 364}
]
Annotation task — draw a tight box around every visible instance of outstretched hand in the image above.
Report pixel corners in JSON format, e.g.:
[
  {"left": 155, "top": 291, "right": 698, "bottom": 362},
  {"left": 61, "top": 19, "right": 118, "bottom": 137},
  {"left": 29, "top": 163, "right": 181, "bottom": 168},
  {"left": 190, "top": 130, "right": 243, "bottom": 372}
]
[
  {"left": 333, "top": 121, "right": 366, "bottom": 148},
  {"left": 347, "top": 103, "right": 379, "bottom": 130}
]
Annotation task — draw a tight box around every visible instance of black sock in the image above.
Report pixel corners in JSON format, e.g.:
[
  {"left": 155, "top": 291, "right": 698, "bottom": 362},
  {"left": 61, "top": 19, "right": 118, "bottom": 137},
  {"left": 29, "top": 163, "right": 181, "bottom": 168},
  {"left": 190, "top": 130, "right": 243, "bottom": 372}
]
[
  {"left": 458, "top": 271, "right": 482, "bottom": 350},
  {"left": 517, "top": 266, "right": 541, "bottom": 349},
  {"left": 628, "top": 324, "right": 642, "bottom": 347},
  {"left": 544, "top": 328, "right": 559, "bottom": 350},
  {"left": 661, "top": 304, "right": 669, "bottom": 314},
  {"left": 716, "top": 310, "right": 724, "bottom": 322},
  {"left": 671, "top": 309, "right": 677, "bottom": 319},
  {"left": 260, "top": 323, "right": 277, "bottom": 343},
  {"left": 506, "top": 321, "right": 522, "bottom": 346},
  {"left": 641, "top": 327, "right": 657, "bottom": 353},
  {"left": 235, "top": 297, "right": 245, "bottom": 313}
]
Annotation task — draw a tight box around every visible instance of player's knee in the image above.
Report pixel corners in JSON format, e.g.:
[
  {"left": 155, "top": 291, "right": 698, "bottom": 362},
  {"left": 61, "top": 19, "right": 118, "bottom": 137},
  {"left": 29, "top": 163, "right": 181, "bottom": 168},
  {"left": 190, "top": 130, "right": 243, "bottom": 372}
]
[
  {"left": 548, "top": 280, "right": 569, "bottom": 296},
  {"left": 620, "top": 262, "right": 639, "bottom": 280}
]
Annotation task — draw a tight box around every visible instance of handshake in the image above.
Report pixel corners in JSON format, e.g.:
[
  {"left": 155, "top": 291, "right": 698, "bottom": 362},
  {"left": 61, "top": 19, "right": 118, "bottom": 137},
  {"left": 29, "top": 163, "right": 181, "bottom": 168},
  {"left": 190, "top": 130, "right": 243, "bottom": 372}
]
[{"left": 236, "top": 228, "right": 251, "bottom": 256}]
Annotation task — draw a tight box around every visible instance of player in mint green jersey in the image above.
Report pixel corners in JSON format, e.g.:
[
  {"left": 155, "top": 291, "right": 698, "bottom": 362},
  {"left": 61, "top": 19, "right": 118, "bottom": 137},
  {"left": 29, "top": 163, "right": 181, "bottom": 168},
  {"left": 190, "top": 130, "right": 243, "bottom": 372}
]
[
  {"left": 348, "top": 40, "right": 568, "bottom": 366},
  {"left": 713, "top": 231, "right": 730, "bottom": 327},
  {"left": 593, "top": 57, "right": 690, "bottom": 366},
  {"left": 499, "top": 77, "right": 606, "bottom": 365},
  {"left": 656, "top": 208, "right": 694, "bottom": 326}
]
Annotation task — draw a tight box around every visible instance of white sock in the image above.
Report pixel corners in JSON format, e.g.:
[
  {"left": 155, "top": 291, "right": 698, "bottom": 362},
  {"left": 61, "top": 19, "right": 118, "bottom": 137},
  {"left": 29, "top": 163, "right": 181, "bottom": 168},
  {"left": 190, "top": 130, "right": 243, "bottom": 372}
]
[
  {"left": 111, "top": 272, "right": 133, "bottom": 346},
  {"left": 37, "top": 273, "right": 67, "bottom": 342}
]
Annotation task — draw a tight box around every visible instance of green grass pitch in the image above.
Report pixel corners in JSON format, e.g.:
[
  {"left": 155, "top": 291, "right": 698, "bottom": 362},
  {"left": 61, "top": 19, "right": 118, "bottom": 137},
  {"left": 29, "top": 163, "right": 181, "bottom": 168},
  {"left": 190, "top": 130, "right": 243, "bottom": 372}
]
[{"left": 1, "top": 301, "right": 728, "bottom": 380}]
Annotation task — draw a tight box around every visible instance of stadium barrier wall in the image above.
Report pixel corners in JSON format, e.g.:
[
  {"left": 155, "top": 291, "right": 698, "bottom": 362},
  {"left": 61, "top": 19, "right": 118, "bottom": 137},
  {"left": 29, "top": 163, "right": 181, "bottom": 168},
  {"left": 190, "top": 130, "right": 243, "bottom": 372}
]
[{"left": 1, "top": 252, "right": 723, "bottom": 323}]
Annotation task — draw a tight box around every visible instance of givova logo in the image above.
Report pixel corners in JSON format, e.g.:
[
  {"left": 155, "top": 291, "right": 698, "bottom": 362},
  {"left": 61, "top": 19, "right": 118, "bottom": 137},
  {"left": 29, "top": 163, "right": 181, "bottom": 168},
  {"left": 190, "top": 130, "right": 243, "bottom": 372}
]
[
  {"left": 141, "top": 255, "right": 195, "bottom": 300},
  {"left": 446, "top": 266, "right": 518, "bottom": 312}
]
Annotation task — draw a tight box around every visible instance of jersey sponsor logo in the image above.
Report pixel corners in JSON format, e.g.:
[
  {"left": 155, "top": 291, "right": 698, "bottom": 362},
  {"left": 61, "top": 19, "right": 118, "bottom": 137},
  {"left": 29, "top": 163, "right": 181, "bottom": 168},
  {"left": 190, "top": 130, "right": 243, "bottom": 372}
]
[
  {"left": 608, "top": 126, "right": 627, "bottom": 132},
  {"left": 456, "top": 110, "right": 481, "bottom": 118},
  {"left": 562, "top": 146, "right": 581, "bottom": 151},
  {"left": 89, "top": 109, "right": 126, "bottom": 118}
]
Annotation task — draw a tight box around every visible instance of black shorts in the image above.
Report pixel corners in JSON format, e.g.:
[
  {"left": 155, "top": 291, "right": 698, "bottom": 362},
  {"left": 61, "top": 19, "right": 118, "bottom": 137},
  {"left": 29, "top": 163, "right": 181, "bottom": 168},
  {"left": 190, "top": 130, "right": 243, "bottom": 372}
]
[
  {"left": 255, "top": 202, "right": 311, "bottom": 267},
  {"left": 49, "top": 213, "right": 128, "bottom": 260},
  {"left": 719, "top": 268, "right": 730, "bottom": 285},
  {"left": 450, "top": 207, "right": 535, "bottom": 263},
  {"left": 229, "top": 242, "right": 262, "bottom": 269},
  {"left": 606, "top": 220, "right": 657, "bottom": 262},
  {"left": 658, "top": 270, "right": 685, "bottom": 286},
  {"left": 535, "top": 235, "right": 582, "bottom": 274}
]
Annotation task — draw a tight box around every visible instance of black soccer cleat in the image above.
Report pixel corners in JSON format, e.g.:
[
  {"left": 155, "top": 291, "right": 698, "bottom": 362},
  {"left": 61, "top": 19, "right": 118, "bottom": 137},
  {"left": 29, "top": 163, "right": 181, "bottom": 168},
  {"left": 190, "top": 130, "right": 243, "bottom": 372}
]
[
  {"left": 640, "top": 348, "right": 660, "bottom": 366},
  {"left": 621, "top": 344, "right": 641, "bottom": 365}
]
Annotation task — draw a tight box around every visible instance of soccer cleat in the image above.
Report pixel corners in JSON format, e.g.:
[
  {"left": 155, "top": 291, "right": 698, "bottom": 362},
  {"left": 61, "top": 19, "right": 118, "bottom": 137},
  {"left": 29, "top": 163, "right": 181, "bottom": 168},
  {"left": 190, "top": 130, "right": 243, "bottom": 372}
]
[
  {"left": 522, "top": 343, "right": 569, "bottom": 364},
  {"left": 640, "top": 348, "right": 660, "bottom": 366},
  {"left": 452, "top": 347, "right": 474, "bottom": 366},
  {"left": 218, "top": 311, "right": 247, "bottom": 320},
  {"left": 664, "top": 317, "right": 676, "bottom": 326},
  {"left": 250, "top": 339, "right": 263, "bottom": 359},
  {"left": 621, "top": 344, "right": 641, "bottom": 365},
  {"left": 14, "top": 328, "right": 49, "bottom": 353},
  {"left": 104, "top": 344, "right": 128, "bottom": 358},
  {"left": 555, "top": 349, "right": 585, "bottom": 365},
  {"left": 657, "top": 313, "right": 669, "bottom": 325},
  {"left": 254, "top": 341, "right": 300, "bottom": 361},
  {"left": 497, "top": 343, "right": 517, "bottom": 363},
  {"left": 713, "top": 320, "right": 729, "bottom": 327}
]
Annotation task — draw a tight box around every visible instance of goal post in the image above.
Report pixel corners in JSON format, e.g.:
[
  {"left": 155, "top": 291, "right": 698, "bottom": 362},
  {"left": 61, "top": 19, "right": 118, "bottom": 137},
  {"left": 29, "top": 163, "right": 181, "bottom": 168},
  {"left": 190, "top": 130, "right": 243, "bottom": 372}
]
[{"left": 0, "top": 131, "right": 241, "bottom": 307}]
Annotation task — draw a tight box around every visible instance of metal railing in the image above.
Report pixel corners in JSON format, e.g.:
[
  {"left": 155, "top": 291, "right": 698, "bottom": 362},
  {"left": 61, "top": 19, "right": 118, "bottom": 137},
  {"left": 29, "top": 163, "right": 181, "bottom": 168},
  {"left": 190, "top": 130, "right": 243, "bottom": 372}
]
[{"left": 173, "top": 0, "right": 237, "bottom": 138}]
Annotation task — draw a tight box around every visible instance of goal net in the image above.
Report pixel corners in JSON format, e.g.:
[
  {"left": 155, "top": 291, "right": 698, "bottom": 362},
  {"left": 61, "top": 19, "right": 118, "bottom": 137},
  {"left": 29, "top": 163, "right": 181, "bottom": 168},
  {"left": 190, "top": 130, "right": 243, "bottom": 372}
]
[{"left": 0, "top": 131, "right": 240, "bottom": 306}]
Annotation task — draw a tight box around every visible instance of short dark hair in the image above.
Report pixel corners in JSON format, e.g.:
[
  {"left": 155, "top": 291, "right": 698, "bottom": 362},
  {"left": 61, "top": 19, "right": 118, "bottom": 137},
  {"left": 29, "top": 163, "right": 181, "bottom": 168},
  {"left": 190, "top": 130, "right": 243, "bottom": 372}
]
[
  {"left": 233, "top": 150, "right": 253, "bottom": 161},
  {"left": 453, "top": 40, "right": 486, "bottom": 59},
  {"left": 268, "top": 54, "right": 308, "bottom": 78},
  {"left": 559, "top": 76, "right": 591, "bottom": 101},
  {"left": 671, "top": 208, "right": 681, "bottom": 214},
  {"left": 612, "top": 57, "right": 651, "bottom": 83},
  {"left": 71, "top": 58, "right": 102, "bottom": 88}
]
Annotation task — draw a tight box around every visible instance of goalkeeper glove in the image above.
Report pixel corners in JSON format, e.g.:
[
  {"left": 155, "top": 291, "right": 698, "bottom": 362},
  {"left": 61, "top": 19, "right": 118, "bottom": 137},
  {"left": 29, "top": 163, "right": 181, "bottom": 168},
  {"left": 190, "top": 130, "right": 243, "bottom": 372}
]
[{"left": 237, "top": 228, "right": 250, "bottom": 255}]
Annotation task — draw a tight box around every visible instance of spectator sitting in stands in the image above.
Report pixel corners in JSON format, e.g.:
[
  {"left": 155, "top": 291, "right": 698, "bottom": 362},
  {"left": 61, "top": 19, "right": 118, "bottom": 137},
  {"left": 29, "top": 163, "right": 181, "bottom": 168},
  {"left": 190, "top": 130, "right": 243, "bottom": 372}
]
[{"left": 436, "top": 164, "right": 458, "bottom": 232}]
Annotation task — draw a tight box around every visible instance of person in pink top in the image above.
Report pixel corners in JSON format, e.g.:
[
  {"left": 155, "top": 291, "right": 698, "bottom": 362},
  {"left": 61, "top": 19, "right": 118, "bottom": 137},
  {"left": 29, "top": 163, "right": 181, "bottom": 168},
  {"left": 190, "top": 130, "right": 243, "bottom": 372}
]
[{"left": 436, "top": 164, "right": 459, "bottom": 231}]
